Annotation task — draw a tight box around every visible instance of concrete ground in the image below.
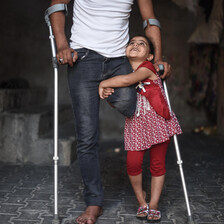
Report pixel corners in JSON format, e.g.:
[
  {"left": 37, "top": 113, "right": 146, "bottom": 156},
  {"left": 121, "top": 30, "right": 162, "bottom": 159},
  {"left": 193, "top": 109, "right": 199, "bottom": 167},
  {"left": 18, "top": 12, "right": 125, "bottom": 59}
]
[{"left": 0, "top": 132, "right": 223, "bottom": 224}]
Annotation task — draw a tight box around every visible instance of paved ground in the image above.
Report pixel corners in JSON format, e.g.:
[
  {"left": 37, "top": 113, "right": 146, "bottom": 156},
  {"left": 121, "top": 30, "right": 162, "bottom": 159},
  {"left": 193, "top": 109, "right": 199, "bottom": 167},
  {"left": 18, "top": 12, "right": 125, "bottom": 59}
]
[{"left": 0, "top": 132, "right": 223, "bottom": 224}]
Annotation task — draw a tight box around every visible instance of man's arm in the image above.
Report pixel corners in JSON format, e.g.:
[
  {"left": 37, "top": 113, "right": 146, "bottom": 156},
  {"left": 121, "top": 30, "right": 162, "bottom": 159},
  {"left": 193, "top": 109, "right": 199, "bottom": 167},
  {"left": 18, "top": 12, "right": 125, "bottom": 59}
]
[
  {"left": 137, "top": 0, "right": 171, "bottom": 78},
  {"left": 50, "top": 0, "right": 77, "bottom": 66}
]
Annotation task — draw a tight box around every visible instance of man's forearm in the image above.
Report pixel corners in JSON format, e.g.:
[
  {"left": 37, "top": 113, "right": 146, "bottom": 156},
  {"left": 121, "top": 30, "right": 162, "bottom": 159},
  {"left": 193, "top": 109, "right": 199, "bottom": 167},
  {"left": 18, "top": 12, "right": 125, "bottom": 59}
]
[
  {"left": 137, "top": 0, "right": 163, "bottom": 62},
  {"left": 145, "top": 26, "right": 162, "bottom": 62}
]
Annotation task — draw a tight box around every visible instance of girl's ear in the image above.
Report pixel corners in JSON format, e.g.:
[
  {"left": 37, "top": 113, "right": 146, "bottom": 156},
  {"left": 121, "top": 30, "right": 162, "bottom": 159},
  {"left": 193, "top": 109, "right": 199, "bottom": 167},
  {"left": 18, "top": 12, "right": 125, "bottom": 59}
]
[{"left": 147, "top": 54, "right": 154, "bottom": 61}]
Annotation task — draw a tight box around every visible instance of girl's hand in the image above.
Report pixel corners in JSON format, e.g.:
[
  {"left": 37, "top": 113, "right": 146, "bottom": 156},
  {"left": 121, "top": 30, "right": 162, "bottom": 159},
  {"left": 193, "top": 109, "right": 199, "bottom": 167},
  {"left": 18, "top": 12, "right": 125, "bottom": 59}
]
[
  {"left": 103, "top": 87, "right": 114, "bottom": 99},
  {"left": 99, "top": 84, "right": 104, "bottom": 99},
  {"left": 99, "top": 85, "right": 114, "bottom": 99}
]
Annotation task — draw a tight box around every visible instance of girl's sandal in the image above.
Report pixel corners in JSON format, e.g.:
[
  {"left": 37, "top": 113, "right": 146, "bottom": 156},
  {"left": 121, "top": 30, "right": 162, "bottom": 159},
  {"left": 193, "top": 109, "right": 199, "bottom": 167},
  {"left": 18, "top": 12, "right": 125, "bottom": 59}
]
[
  {"left": 136, "top": 204, "right": 149, "bottom": 219},
  {"left": 147, "top": 209, "right": 161, "bottom": 223}
]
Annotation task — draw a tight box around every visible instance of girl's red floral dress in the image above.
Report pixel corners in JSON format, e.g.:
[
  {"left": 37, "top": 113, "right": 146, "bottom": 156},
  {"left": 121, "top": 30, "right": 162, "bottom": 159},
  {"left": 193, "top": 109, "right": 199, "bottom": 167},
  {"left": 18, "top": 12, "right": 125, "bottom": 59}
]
[{"left": 124, "top": 61, "right": 182, "bottom": 151}]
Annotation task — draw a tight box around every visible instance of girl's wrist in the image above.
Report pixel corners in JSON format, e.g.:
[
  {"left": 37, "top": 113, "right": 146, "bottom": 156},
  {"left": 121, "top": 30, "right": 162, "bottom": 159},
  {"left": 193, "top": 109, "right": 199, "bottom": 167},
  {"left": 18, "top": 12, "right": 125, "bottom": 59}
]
[{"left": 101, "top": 80, "right": 107, "bottom": 88}]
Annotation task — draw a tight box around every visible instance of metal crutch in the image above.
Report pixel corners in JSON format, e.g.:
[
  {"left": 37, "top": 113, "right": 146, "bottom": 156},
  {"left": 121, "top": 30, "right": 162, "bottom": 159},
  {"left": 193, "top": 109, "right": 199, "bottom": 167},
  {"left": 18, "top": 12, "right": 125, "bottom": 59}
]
[
  {"left": 44, "top": 4, "right": 68, "bottom": 224},
  {"left": 159, "top": 64, "right": 194, "bottom": 224}
]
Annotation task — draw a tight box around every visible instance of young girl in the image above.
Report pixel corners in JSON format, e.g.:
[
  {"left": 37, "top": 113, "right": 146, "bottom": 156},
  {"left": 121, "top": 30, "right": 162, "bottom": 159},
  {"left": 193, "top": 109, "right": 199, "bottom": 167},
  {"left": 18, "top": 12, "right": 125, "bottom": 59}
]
[{"left": 99, "top": 36, "right": 182, "bottom": 222}]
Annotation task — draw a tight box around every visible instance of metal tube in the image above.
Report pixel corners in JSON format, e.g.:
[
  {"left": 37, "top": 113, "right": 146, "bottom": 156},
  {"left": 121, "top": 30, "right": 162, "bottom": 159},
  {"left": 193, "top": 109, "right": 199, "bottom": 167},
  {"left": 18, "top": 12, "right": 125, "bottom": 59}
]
[
  {"left": 53, "top": 66, "right": 59, "bottom": 217},
  {"left": 173, "top": 135, "right": 192, "bottom": 218},
  {"left": 48, "top": 25, "right": 60, "bottom": 224},
  {"left": 163, "top": 80, "right": 194, "bottom": 223}
]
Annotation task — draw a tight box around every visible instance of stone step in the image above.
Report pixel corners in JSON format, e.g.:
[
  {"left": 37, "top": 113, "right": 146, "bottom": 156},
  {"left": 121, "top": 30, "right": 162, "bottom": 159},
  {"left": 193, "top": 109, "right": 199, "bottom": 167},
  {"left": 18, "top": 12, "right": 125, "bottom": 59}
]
[
  {"left": 30, "top": 120, "right": 76, "bottom": 166},
  {"left": 2, "top": 104, "right": 74, "bottom": 137},
  {"left": 0, "top": 105, "right": 76, "bottom": 166},
  {"left": 42, "top": 118, "right": 76, "bottom": 139}
]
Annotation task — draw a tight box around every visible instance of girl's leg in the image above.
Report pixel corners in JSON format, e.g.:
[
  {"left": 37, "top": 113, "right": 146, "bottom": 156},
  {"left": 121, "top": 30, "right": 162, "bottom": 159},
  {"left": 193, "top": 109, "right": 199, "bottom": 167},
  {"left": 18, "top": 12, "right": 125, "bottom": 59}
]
[
  {"left": 106, "top": 56, "right": 136, "bottom": 118},
  {"left": 128, "top": 174, "right": 147, "bottom": 207},
  {"left": 126, "top": 150, "right": 147, "bottom": 208},
  {"left": 149, "top": 175, "right": 165, "bottom": 210},
  {"left": 148, "top": 140, "right": 170, "bottom": 220}
]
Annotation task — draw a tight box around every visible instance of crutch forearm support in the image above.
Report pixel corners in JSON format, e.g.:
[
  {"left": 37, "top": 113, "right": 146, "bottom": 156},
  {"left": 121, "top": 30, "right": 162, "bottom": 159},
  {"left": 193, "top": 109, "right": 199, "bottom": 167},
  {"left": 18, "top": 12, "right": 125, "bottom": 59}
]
[
  {"left": 159, "top": 65, "right": 194, "bottom": 224},
  {"left": 44, "top": 4, "right": 68, "bottom": 224},
  {"left": 45, "top": 4, "right": 68, "bottom": 26},
  {"left": 143, "top": 18, "right": 161, "bottom": 30}
]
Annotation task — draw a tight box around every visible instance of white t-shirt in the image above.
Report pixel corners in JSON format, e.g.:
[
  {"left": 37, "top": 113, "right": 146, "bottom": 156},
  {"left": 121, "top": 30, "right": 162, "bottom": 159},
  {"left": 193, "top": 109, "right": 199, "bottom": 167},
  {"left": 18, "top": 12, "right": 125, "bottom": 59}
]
[{"left": 70, "top": 0, "right": 134, "bottom": 58}]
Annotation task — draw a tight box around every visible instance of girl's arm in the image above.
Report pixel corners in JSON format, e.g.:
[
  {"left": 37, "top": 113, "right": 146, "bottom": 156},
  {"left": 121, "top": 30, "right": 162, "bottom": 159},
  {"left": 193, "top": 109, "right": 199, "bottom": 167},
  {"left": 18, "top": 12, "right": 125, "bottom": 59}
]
[{"left": 99, "top": 67, "right": 156, "bottom": 99}]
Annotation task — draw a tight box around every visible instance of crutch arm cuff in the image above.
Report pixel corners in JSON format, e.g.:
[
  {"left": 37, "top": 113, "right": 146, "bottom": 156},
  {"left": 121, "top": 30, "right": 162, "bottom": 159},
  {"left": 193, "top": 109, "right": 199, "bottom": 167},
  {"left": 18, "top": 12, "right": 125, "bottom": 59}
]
[
  {"left": 45, "top": 4, "right": 68, "bottom": 26},
  {"left": 143, "top": 18, "right": 161, "bottom": 30}
]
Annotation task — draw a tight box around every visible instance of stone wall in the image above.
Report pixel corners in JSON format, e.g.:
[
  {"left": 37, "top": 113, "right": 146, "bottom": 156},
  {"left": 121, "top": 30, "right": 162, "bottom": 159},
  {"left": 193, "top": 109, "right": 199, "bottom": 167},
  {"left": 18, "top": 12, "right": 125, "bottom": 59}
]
[{"left": 217, "top": 48, "right": 224, "bottom": 135}]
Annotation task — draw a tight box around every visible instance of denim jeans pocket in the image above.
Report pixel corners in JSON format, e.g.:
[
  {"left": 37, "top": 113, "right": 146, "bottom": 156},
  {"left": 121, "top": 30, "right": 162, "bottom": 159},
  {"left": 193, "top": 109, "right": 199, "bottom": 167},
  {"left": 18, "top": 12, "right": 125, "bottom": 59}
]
[{"left": 74, "top": 48, "right": 90, "bottom": 61}]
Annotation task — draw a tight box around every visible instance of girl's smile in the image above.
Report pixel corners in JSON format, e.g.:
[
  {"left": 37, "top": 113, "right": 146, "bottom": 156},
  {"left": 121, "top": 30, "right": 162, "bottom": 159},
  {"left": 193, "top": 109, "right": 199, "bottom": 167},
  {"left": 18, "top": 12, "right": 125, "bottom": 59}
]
[{"left": 130, "top": 47, "right": 139, "bottom": 52}]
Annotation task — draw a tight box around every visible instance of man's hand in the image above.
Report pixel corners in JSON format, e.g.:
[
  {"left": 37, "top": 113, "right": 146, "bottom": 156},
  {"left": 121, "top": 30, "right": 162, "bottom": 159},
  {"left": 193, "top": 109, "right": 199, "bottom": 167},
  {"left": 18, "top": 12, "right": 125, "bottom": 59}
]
[
  {"left": 56, "top": 46, "right": 78, "bottom": 66},
  {"left": 154, "top": 60, "right": 171, "bottom": 79}
]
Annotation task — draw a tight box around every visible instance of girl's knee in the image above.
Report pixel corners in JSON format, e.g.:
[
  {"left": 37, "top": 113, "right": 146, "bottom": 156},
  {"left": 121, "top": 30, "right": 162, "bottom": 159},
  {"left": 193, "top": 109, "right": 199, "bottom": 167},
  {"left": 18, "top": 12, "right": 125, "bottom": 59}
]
[
  {"left": 126, "top": 150, "right": 145, "bottom": 176},
  {"left": 127, "top": 161, "right": 142, "bottom": 175},
  {"left": 150, "top": 156, "right": 166, "bottom": 176},
  {"left": 126, "top": 157, "right": 142, "bottom": 176},
  {"left": 149, "top": 141, "right": 169, "bottom": 177},
  {"left": 150, "top": 166, "right": 166, "bottom": 177}
]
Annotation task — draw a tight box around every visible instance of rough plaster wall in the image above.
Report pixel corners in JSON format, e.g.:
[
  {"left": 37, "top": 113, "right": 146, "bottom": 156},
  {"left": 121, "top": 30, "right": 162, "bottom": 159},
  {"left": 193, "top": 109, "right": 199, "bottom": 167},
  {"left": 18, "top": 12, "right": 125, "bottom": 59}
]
[
  {"left": 0, "top": 0, "right": 210, "bottom": 141},
  {"left": 0, "top": 0, "right": 72, "bottom": 105},
  {"left": 152, "top": 0, "right": 211, "bottom": 130}
]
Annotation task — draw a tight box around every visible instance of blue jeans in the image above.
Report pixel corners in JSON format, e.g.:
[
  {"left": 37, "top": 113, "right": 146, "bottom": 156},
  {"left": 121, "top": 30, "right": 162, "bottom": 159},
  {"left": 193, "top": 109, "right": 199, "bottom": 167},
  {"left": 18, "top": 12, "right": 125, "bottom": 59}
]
[{"left": 67, "top": 48, "right": 136, "bottom": 206}]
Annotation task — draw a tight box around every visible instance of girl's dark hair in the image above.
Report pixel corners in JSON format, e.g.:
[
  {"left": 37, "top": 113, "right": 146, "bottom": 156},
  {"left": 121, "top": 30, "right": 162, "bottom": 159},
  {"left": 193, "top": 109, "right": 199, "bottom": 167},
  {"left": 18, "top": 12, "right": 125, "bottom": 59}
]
[{"left": 128, "top": 34, "right": 154, "bottom": 54}]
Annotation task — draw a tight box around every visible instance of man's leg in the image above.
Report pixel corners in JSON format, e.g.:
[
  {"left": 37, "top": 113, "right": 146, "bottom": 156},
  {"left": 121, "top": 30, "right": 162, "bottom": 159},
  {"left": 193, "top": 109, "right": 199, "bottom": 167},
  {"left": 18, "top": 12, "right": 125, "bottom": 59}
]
[
  {"left": 105, "top": 56, "right": 137, "bottom": 117},
  {"left": 67, "top": 49, "right": 104, "bottom": 223}
]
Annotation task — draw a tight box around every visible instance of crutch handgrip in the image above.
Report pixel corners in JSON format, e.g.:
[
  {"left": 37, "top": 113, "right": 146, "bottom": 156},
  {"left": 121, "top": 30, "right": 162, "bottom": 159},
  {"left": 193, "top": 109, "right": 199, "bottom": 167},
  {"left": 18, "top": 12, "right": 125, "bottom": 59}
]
[{"left": 158, "top": 64, "right": 164, "bottom": 76}]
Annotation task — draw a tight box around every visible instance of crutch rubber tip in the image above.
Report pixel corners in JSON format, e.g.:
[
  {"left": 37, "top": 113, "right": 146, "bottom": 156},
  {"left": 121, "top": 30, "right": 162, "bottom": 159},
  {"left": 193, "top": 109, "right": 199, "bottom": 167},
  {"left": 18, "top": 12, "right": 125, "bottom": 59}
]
[
  {"left": 52, "top": 218, "right": 60, "bottom": 224},
  {"left": 188, "top": 216, "right": 195, "bottom": 224}
]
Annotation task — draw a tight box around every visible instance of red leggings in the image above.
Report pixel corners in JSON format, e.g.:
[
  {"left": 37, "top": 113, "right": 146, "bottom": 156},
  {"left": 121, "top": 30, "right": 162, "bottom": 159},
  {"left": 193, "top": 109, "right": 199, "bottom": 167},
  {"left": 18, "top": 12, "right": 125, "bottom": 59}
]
[{"left": 126, "top": 140, "right": 170, "bottom": 177}]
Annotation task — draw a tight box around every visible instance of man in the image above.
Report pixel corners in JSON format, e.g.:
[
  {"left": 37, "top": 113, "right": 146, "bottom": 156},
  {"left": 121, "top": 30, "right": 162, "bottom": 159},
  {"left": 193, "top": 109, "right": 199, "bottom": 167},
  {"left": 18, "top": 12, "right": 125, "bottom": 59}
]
[{"left": 49, "top": 0, "right": 171, "bottom": 223}]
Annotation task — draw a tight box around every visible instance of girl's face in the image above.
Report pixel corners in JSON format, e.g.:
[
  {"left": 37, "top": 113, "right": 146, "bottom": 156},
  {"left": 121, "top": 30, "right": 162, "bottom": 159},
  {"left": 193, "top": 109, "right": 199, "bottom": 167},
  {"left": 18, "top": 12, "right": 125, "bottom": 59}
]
[{"left": 126, "top": 36, "right": 153, "bottom": 61}]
